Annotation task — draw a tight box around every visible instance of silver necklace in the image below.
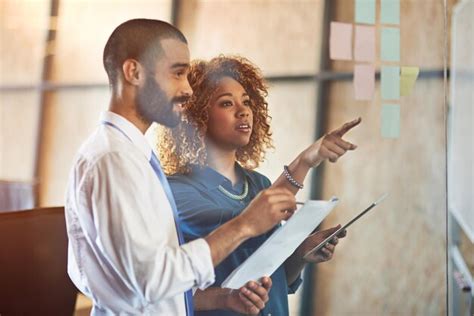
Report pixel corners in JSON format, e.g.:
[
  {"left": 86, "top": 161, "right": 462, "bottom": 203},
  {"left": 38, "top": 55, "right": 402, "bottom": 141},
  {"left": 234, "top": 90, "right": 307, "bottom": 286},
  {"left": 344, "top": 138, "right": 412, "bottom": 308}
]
[{"left": 218, "top": 179, "right": 249, "bottom": 200}]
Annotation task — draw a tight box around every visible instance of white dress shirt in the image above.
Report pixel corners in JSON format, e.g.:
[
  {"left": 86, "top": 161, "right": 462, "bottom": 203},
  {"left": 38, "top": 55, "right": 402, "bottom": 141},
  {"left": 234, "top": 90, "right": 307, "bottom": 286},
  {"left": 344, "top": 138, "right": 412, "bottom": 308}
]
[{"left": 65, "top": 111, "right": 215, "bottom": 315}]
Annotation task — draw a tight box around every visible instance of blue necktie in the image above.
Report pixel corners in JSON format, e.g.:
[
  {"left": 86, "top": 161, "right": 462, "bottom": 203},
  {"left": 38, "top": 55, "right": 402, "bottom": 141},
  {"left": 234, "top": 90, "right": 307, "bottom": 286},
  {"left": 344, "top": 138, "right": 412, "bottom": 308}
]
[
  {"left": 102, "top": 120, "right": 193, "bottom": 315},
  {"left": 149, "top": 152, "right": 194, "bottom": 316}
]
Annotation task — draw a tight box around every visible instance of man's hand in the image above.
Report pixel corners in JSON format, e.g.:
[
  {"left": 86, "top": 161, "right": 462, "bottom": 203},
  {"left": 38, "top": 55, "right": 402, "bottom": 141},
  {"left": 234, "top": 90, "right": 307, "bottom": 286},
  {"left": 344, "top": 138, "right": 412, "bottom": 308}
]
[
  {"left": 301, "top": 117, "right": 361, "bottom": 167},
  {"left": 205, "top": 188, "right": 295, "bottom": 266},
  {"left": 237, "top": 188, "right": 296, "bottom": 238},
  {"left": 194, "top": 277, "right": 272, "bottom": 314},
  {"left": 296, "top": 225, "right": 347, "bottom": 263},
  {"left": 204, "top": 188, "right": 296, "bottom": 266},
  {"left": 225, "top": 277, "right": 272, "bottom": 315}
]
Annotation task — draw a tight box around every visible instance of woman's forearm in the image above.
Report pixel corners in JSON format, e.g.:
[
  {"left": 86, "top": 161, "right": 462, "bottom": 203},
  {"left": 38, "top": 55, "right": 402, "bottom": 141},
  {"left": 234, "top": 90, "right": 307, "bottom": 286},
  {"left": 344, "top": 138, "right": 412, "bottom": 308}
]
[
  {"left": 272, "top": 154, "right": 312, "bottom": 194},
  {"left": 284, "top": 251, "right": 306, "bottom": 285}
]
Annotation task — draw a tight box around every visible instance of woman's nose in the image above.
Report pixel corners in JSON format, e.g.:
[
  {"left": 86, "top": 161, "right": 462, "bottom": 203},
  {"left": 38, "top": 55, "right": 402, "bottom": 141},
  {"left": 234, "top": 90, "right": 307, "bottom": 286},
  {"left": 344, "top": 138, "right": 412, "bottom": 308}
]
[
  {"left": 236, "top": 103, "right": 250, "bottom": 117},
  {"left": 237, "top": 109, "right": 250, "bottom": 118}
]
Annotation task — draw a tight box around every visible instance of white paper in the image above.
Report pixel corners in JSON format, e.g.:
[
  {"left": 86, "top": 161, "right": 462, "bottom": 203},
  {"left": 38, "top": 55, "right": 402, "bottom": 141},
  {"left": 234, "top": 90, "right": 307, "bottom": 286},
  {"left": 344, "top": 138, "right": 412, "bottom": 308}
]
[{"left": 221, "top": 197, "right": 339, "bottom": 289}]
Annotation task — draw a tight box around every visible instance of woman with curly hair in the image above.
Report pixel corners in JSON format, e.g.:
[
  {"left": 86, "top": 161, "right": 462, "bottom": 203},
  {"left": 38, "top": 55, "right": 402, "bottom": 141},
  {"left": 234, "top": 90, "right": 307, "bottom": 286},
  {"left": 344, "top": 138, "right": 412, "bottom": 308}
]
[{"left": 158, "top": 56, "right": 361, "bottom": 315}]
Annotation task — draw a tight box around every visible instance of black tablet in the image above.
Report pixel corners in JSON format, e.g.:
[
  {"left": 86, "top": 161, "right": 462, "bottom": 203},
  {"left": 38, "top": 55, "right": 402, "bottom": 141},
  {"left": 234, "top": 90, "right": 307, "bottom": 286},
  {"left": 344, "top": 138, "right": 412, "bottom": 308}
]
[{"left": 303, "top": 193, "right": 388, "bottom": 260}]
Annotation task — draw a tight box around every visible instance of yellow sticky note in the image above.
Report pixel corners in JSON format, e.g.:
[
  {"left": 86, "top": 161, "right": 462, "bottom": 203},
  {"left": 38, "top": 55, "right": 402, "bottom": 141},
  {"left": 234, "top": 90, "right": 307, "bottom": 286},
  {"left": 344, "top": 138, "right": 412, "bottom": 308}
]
[{"left": 400, "top": 66, "right": 419, "bottom": 96}]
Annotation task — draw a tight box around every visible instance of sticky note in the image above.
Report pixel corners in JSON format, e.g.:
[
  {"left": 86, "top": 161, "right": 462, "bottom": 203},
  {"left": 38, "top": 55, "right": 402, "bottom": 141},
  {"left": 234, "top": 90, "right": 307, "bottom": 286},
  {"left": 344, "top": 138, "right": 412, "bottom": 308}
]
[
  {"left": 354, "top": 64, "right": 375, "bottom": 100},
  {"left": 381, "top": 0, "right": 400, "bottom": 25},
  {"left": 381, "top": 104, "right": 400, "bottom": 138},
  {"left": 381, "top": 66, "right": 400, "bottom": 100},
  {"left": 400, "top": 66, "right": 419, "bottom": 96},
  {"left": 355, "top": 0, "right": 376, "bottom": 24},
  {"left": 354, "top": 25, "right": 375, "bottom": 62},
  {"left": 329, "top": 22, "right": 353, "bottom": 61},
  {"left": 381, "top": 27, "right": 400, "bottom": 61}
]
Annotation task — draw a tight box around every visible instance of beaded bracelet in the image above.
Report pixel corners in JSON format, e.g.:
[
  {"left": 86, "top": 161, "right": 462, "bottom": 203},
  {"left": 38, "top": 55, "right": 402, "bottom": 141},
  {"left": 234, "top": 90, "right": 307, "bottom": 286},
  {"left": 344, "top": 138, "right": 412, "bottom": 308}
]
[{"left": 283, "top": 165, "right": 304, "bottom": 189}]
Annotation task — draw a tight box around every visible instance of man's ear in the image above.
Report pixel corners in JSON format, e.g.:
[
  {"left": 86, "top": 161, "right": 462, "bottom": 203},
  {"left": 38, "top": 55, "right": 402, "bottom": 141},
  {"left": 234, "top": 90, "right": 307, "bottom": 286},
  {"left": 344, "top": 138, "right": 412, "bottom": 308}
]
[{"left": 122, "top": 59, "right": 143, "bottom": 86}]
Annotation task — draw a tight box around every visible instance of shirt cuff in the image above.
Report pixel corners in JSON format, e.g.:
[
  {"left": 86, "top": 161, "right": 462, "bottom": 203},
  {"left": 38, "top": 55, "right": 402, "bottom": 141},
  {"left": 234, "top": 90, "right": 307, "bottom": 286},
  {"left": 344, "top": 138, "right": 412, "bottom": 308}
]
[
  {"left": 181, "top": 238, "right": 215, "bottom": 290},
  {"left": 287, "top": 275, "right": 303, "bottom": 294}
]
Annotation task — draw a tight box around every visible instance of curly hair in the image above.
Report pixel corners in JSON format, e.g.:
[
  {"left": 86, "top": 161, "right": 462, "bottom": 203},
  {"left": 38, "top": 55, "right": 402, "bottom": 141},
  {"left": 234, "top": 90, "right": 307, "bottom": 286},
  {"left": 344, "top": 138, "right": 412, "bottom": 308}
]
[{"left": 158, "top": 56, "right": 273, "bottom": 175}]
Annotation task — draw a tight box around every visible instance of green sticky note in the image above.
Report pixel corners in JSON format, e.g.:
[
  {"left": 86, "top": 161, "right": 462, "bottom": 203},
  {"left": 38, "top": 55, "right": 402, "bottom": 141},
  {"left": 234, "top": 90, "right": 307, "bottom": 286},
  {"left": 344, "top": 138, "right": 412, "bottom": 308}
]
[
  {"left": 381, "top": 0, "right": 400, "bottom": 25},
  {"left": 400, "top": 66, "right": 419, "bottom": 96},
  {"left": 381, "top": 66, "right": 400, "bottom": 100},
  {"left": 381, "top": 27, "right": 400, "bottom": 61},
  {"left": 355, "top": 0, "right": 376, "bottom": 24},
  {"left": 381, "top": 104, "right": 400, "bottom": 138}
]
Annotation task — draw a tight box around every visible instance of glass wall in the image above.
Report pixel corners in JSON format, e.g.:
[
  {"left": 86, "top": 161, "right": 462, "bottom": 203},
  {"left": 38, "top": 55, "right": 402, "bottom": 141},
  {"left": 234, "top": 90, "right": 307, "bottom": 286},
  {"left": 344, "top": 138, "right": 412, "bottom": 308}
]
[{"left": 1, "top": 0, "right": 465, "bottom": 315}]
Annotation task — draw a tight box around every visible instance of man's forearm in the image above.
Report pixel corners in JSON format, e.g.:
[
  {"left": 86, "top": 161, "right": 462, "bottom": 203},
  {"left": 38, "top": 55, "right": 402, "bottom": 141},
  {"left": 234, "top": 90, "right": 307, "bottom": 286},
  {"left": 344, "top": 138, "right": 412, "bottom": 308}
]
[
  {"left": 205, "top": 216, "right": 252, "bottom": 266},
  {"left": 194, "top": 288, "right": 228, "bottom": 311}
]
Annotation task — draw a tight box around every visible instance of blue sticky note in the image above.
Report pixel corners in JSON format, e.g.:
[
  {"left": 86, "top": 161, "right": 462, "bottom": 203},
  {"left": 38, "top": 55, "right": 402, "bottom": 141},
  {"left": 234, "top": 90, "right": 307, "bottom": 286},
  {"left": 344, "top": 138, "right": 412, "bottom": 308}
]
[
  {"left": 381, "top": 104, "right": 400, "bottom": 138},
  {"left": 381, "top": 0, "right": 400, "bottom": 24},
  {"left": 381, "top": 27, "right": 400, "bottom": 61},
  {"left": 381, "top": 66, "right": 400, "bottom": 100},
  {"left": 355, "top": 0, "right": 376, "bottom": 24}
]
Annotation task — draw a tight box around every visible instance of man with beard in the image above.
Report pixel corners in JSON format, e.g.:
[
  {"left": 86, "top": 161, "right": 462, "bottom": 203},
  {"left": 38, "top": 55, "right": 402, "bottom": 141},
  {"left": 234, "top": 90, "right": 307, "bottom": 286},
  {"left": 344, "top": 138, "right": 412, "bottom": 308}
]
[{"left": 65, "top": 19, "right": 296, "bottom": 315}]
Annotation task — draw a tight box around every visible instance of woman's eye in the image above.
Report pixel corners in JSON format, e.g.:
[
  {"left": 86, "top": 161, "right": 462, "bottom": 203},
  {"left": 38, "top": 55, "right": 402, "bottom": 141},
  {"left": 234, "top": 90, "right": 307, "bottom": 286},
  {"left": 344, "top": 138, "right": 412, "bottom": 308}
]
[
  {"left": 243, "top": 100, "right": 251, "bottom": 106},
  {"left": 221, "top": 101, "right": 233, "bottom": 107}
]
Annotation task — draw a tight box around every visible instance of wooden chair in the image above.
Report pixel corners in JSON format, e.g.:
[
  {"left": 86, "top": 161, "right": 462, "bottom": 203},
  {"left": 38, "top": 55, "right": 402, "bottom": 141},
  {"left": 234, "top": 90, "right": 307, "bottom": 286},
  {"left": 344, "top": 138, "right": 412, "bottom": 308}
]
[{"left": 0, "top": 207, "right": 77, "bottom": 315}]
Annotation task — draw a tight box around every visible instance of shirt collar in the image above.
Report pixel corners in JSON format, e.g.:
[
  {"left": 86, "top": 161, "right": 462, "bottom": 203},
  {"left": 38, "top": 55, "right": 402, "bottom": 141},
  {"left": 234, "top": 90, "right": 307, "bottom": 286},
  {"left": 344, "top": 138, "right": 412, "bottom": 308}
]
[{"left": 100, "top": 111, "right": 153, "bottom": 161}]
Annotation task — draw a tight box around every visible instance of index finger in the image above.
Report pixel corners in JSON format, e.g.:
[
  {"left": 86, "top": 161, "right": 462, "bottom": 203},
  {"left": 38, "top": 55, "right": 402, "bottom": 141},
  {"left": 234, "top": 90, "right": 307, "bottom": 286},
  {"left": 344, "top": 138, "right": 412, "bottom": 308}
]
[
  {"left": 332, "top": 117, "right": 362, "bottom": 137},
  {"left": 260, "top": 276, "right": 272, "bottom": 290},
  {"left": 243, "top": 281, "right": 269, "bottom": 302},
  {"left": 268, "top": 192, "right": 297, "bottom": 210},
  {"left": 321, "top": 224, "right": 342, "bottom": 237}
]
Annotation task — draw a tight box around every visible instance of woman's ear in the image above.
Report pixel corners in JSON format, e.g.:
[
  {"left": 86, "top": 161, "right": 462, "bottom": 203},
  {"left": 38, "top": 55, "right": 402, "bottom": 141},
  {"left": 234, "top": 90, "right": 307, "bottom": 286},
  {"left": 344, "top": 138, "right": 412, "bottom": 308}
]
[{"left": 122, "top": 59, "right": 143, "bottom": 86}]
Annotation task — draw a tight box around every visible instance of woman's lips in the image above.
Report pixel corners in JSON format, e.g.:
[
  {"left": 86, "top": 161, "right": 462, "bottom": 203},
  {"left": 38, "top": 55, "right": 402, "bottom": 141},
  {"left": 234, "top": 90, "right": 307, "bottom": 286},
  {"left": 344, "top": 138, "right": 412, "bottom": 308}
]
[{"left": 236, "top": 123, "right": 252, "bottom": 132}]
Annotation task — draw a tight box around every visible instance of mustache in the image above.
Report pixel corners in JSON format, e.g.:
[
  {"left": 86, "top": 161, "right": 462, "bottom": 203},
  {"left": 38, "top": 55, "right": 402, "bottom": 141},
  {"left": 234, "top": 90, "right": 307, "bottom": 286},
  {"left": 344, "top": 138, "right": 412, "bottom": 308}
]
[{"left": 171, "top": 96, "right": 190, "bottom": 104}]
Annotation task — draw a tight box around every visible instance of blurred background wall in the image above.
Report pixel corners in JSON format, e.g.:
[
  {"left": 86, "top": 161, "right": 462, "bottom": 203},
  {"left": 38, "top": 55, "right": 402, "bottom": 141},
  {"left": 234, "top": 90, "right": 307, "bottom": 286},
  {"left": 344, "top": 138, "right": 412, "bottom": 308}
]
[
  {"left": 1, "top": 0, "right": 471, "bottom": 315},
  {"left": 313, "top": 1, "right": 449, "bottom": 314}
]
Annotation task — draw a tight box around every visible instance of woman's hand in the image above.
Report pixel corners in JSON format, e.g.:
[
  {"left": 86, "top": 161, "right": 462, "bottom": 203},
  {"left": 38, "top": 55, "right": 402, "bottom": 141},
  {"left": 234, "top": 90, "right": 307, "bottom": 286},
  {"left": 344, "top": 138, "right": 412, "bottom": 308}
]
[
  {"left": 301, "top": 117, "right": 361, "bottom": 168},
  {"left": 295, "top": 225, "right": 347, "bottom": 263}
]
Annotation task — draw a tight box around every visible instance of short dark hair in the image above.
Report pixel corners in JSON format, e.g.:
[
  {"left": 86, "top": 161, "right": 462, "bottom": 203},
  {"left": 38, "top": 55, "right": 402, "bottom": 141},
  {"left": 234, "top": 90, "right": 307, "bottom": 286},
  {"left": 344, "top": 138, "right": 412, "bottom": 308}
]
[{"left": 103, "top": 19, "right": 187, "bottom": 88}]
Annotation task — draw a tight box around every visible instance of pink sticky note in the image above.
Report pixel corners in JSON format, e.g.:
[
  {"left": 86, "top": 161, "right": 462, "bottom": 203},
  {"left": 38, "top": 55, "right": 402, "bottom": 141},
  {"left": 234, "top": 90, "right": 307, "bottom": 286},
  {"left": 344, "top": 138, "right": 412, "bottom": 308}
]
[
  {"left": 330, "top": 22, "right": 353, "bottom": 61},
  {"left": 354, "top": 64, "right": 375, "bottom": 100},
  {"left": 354, "top": 25, "right": 375, "bottom": 62}
]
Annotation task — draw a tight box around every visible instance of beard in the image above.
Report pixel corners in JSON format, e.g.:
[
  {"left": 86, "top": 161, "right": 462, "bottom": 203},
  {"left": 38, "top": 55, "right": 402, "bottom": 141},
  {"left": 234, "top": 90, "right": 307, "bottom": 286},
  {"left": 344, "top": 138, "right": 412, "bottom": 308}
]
[{"left": 136, "top": 75, "right": 188, "bottom": 128}]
